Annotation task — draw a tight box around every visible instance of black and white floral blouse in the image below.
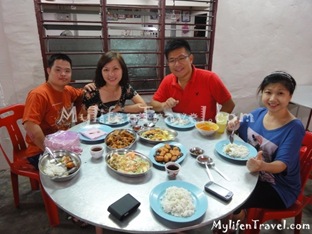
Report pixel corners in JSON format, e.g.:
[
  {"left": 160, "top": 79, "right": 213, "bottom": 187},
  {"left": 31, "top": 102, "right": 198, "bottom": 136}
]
[{"left": 83, "top": 84, "right": 138, "bottom": 115}]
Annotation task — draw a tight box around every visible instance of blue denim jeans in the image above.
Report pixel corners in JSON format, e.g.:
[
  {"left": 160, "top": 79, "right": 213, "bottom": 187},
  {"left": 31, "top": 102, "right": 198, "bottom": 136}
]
[{"left": 27, "top": 154, "right": 41, "bottom": 170}]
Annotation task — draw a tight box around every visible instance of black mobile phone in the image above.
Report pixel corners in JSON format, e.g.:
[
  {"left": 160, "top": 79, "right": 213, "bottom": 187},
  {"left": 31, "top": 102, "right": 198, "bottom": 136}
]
[{"left": 204, "top": 181, "right": 233, "bottom": 202}]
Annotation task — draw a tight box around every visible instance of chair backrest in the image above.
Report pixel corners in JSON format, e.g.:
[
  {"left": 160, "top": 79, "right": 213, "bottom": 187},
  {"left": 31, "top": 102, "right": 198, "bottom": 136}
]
[
  {"left": 0, "top": 104, "right": 26, "bottom": 165},
  {"left": 301, "top": 131, "right": 312, "bottom": 154},
  {"left": 298, "top": 148, "right": 312, "bottom": 201}
]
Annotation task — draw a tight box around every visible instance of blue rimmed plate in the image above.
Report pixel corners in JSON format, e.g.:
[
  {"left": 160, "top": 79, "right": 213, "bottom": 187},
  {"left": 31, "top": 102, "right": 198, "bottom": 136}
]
[
  {"left": 149, "top": 142, "right": 187, "bottom": 167},
  {"left": 164, "top": 114, "right": 196, "bottom": 130},
  {"left": 78, "top": 124, "right": 113, "bottom": 144},
  {"left": 215, "top": 140, "right": 257, "bottom": 161},
  {"left": 149, "top": 180, "right": 207, "bottom": 223},
  {"left": 98, "top": 113, "right": 128, "bottom": 127}
]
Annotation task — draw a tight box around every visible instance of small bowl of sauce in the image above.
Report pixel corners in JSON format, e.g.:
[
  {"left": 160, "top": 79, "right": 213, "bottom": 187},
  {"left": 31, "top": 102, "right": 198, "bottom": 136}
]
[
  {"left": 165, "top": 161, "right": 181, "bottom": 179},
  {"left": 132, "top": 125, "right": 142, "bottom": 132},
  {"left": 189, "top": 147, "right": 204, "bottom": 157}
]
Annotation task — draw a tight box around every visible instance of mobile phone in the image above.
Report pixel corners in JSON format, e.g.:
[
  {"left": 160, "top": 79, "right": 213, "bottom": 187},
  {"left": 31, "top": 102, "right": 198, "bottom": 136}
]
[{"left": 204, "top": 181, "right": 233, "bottom": 202}]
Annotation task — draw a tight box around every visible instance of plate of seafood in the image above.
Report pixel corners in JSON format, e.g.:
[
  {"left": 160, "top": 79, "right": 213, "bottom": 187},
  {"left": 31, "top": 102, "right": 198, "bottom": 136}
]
[{"left": 148, "top": 142, "right": 187, "bottom": 168}]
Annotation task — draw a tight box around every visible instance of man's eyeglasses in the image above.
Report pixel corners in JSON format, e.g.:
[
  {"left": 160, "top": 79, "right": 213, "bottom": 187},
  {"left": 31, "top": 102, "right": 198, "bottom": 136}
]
[{"left": 168, "top": 55, "right": 190, "bottom": 65}]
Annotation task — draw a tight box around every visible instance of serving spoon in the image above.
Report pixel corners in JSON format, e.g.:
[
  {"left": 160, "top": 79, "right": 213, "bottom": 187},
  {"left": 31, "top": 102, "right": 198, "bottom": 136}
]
[
  {"left": 196, "top": 154, "right": 214, "bottom": 182},
  {"left": 45, "top": 147, "right": 59, "bottom": 165},
  {"left": 206, "top": 156, "right": 230, "bottom": 181}
]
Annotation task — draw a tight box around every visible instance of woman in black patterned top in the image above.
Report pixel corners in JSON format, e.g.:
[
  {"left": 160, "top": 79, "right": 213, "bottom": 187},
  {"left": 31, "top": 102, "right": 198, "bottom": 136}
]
[{"left": 83, "top": 52, "right": 147, "bottom": 120}]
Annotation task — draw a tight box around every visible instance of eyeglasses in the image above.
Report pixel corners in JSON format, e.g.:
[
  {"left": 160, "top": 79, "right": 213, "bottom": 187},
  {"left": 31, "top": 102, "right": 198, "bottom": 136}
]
[{"left": 167, "top": 55, "right": 190, "bottom": 65}]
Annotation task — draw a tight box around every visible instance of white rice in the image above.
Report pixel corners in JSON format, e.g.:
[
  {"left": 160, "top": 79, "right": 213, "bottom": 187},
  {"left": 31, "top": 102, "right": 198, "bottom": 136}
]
[
  {"left": 161, "top": 186, "right": 195, "bottom": 217},
  {"left": 223, "top": 143, "right": 249, "bottom": 158},
  {"left": 44, "top": 161, "right": 67, "bottom": 177}
]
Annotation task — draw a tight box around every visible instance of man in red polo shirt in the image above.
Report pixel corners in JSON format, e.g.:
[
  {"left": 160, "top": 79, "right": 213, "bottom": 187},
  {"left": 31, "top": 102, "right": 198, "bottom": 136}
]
[{"left": 151, "top": 39, "right": 235, "bottom": 120}]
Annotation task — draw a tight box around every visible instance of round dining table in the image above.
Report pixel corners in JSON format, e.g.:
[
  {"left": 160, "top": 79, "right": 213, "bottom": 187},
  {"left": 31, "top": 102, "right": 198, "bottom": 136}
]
[{"left": 40, "top": 114, "right": 258, "bottom": 233}]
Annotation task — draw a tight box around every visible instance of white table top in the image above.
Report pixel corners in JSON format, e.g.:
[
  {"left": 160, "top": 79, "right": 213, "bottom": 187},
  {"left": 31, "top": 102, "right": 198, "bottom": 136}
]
[
  {"left": 41, "top": 116, "right": 258, "bottom": 233},
  {"left": 291, "top": 85, "right": 312, "bottom": 109}
]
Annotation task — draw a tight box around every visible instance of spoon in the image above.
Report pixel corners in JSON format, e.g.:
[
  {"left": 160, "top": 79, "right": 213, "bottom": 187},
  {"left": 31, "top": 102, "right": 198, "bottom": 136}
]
[
  {"left": 45, "top": 147, "right": 59, "bottom": 165},
  {"left": 206, "top": 156, "right": 230, "bottom": 181},
  {"left": 229, "top": 129, "right": 235, "bottom": 144},
  {"left": 196, "top": 154, "right": 214, "bottom": 182}
]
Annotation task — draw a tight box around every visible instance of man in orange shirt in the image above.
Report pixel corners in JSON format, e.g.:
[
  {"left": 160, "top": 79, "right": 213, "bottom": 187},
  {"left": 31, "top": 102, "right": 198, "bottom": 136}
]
[
  {"left": 23, "top": 53, "right": 83, "bottom": 169},
  {"left": 151, "top": 39, "right": 235, "bottom": 120}
]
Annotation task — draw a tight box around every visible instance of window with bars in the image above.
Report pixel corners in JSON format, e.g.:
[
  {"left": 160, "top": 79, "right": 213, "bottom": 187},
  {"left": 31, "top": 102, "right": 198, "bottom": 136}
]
[{"left": 34, "top": 0, "right": 218, "bottom": 94}]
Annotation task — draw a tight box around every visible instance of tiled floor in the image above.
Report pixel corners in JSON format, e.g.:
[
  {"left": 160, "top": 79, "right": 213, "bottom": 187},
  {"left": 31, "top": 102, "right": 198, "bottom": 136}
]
[{"left": 0, "top": 169, "right": 311, "bottom": 234}]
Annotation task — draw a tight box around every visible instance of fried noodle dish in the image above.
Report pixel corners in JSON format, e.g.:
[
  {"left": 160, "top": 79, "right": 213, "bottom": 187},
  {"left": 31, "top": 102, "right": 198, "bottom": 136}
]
[
  {"left": 141, "top": 128, "right": 173, "bottom": 141},
  {"left": 107, "top": 151, "right": 150, "bottom": 174}
]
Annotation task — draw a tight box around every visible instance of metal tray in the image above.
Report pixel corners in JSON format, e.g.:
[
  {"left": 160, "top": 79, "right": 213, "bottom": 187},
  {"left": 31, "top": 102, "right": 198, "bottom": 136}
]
[
  {"left": 39, "top": 150, "right": 81, "bottom": 182},
  {"left": 105, "top": 129, "right": 137, "bottom": 150},
  {"left": 105, "top": 149, "right": 152, "bottom": 177}
]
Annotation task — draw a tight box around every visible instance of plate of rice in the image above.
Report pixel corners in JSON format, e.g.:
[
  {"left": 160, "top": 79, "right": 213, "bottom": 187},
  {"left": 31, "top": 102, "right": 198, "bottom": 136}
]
[
  {"left": 149, "top": 180, "right": 208, "bottom": 222},
  {"left": 215, "top": 140, "right": 257, "bottom": 161}
]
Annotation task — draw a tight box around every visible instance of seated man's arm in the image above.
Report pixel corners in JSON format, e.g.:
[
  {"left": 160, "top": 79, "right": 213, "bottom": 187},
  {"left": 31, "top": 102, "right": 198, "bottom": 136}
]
[
  {"left": 150, "top": 99, "right": 165, "bottom": 112},
  {"left": 219, "top": 98, "right": 235, "bottom": 113},
  {"left": 24, "top": 121, "right": 45, "bottom": 151},
  {"left": 150, "top": 97, "right": 179, "bottom": 112}
]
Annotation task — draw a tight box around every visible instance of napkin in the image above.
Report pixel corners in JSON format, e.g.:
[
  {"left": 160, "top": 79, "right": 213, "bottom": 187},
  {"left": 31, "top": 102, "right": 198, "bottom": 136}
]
[{"left": 80, "top": 128, "right": 107, "bottom": 140}]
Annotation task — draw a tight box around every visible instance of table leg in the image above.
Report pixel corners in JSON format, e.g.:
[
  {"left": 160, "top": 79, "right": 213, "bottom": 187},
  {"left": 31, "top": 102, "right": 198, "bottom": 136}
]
[{"left": 95, "top": 226, "right": 103, "bottom": 234}]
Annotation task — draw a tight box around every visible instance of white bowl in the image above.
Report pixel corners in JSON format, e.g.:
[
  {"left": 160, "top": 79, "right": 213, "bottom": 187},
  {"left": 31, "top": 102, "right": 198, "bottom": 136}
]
[
  {"left": 90, "top": 145, "right": 104, "bottom": 159},
  {"left": 195, "top": 121, "right": 219, "bottom": 136}
]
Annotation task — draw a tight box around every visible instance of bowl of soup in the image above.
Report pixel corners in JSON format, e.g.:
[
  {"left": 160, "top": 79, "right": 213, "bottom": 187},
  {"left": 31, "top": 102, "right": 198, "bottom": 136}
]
[{"left": 195, "top": 121, "right": 219, "bottom": 136}]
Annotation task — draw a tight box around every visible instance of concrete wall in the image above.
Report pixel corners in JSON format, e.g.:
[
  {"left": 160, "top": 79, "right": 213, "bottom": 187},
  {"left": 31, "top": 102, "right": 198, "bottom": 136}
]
[{"left": 1, "top": 0, "right": 312, "bottom": 169}]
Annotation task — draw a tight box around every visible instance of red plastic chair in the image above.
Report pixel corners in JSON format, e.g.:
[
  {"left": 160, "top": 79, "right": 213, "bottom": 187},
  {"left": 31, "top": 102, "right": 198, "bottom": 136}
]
[
  {"left": 301, "top": 131, "right": 312, "bottom": 151},
  {"left": 301, "top": 131, "right": 312, "bottom": 172},
  {"left": 245, "top": 147, "right": 312, "bottom": 234},
  {"left": 301, "top": 131, "right": 312, "bottom": 204},
  {"left": 0, "top": 104, "right": 59, "bottom": 226}
]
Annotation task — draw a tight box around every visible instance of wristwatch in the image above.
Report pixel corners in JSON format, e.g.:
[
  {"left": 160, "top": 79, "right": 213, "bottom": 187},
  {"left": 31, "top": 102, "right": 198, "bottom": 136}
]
[{"left": 121, "top": 106, "right": 125, "bottom": 112}]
